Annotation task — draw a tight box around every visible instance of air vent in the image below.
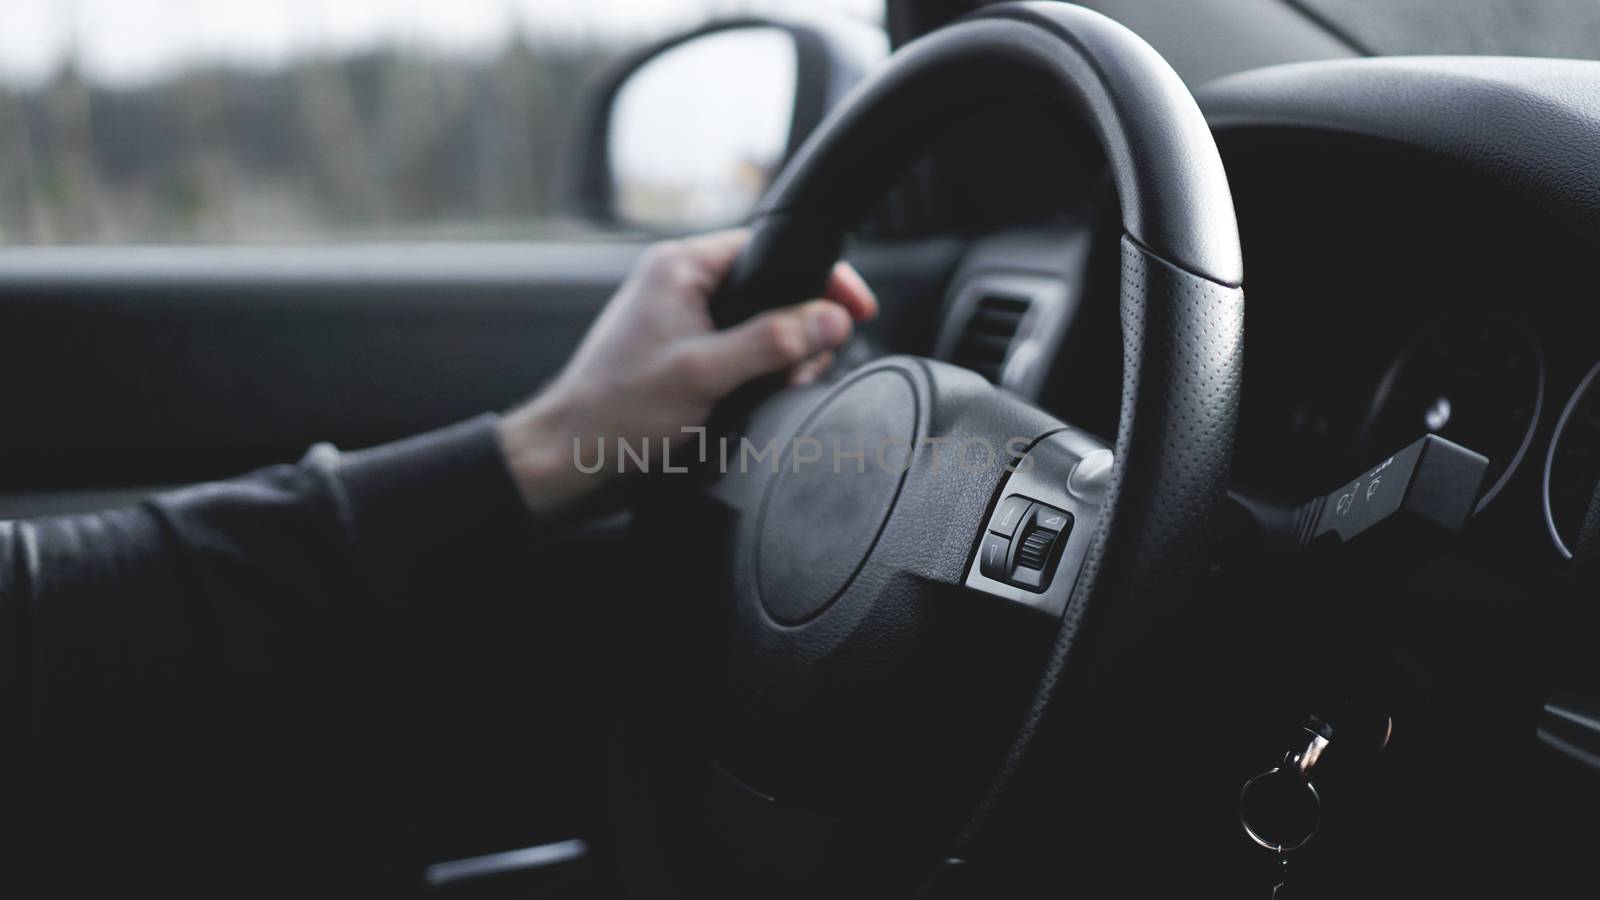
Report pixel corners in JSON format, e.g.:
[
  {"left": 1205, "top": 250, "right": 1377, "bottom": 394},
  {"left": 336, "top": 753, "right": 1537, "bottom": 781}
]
[
  {"left": 933, "top": 264, "right": 1071, "bottom": 399},
  {"left": 951, "top": 294, "right": 1030, "bottom": 384}
]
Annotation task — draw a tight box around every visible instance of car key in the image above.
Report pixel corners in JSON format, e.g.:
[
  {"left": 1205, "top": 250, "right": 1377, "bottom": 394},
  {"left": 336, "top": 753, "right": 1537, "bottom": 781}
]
[{"left": 1239, "top": 707, "right": 1393, "bottom": 897}]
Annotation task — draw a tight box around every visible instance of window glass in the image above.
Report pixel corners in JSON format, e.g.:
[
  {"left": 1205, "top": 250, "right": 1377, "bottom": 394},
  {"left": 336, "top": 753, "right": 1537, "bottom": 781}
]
[
  {"left": 0, "top": 0, "right": 882, "bottom": 244},
  {"left": 1297, "top": 0, "right": 1600, "bottom": 59}
]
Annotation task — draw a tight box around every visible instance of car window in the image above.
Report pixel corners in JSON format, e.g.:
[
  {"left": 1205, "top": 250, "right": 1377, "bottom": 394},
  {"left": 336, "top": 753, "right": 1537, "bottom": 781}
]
[
  {"left": 0, "top": 0, "right": 882, "bottom": 245},
  {"left": 1295, "top": 0, "right": 1600, "bottom": 59}
]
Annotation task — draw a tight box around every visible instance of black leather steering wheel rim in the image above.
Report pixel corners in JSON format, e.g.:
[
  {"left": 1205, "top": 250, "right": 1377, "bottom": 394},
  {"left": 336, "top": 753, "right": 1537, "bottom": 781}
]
[
  {"left": 710, "top": 2, "right": 1241, "bottom": 332},
  {"left": 693, "top": 0, "right": 1246, "bottom": 882}
]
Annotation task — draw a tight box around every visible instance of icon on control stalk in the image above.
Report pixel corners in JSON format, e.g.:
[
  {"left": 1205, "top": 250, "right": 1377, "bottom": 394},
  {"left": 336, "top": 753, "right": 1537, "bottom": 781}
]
[
  {"left": 978, "top": 494, "right": 1074, "bottom": 592},
  {"left": 1230, "top": 434, "right": 1490, "bottom": 553}
]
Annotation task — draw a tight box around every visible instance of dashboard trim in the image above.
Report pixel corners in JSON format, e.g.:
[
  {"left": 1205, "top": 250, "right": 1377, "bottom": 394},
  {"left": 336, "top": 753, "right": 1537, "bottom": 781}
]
[
  {"left": 1199, "top": 56, "right": 1600, "bottom": 247},
  {"left": 1543, "top": 359, "right": 1600, "bottom": 560}
]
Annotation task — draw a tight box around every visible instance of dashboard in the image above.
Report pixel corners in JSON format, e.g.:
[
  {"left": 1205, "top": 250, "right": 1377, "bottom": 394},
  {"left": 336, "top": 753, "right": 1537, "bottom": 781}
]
[
  {"left": 918, "top": 53, "right": 1600, "bottom": 890},
  {"left": 929, "top": 58, "right": 1600, "bottom": 571},
  {"left": 932, "top": 136, "right": 1600, "bottom": 563}
]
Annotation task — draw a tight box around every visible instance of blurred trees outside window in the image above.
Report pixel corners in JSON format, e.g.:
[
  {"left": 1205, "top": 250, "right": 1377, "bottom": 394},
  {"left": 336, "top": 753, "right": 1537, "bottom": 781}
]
[{"left": 0, "top": 0, "right": 881, "bottom": 244}]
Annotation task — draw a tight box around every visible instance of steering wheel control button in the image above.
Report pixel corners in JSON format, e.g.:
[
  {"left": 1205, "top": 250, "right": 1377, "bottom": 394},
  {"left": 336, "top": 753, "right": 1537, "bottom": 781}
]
[
  {"left": 1016, "top": 527, "right": 1057, "bottom": 570},
  {"left": 975, "top": 496, "right": 1074, "bottom": 591},
  {"left": 1035, "top": 507, "right": 1072, "bottom": 534},
  {"left": 979, "top": 533, "right": 1012, "bottom": 580},
  {"left": 963, "top": 430, "right": 1112, "bottom": 617},
  {"left": 1007, "top": 503, "right": 1073, "bottom": 591},
  {"left": 988, "top": 495, "right": 1034, "bottom": 537}
]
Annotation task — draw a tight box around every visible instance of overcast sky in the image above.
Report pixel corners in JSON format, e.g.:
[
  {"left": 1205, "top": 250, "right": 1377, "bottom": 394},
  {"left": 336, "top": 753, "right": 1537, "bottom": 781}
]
[{"left": 0, "top": 0, "right": 882, "bottom": 86}]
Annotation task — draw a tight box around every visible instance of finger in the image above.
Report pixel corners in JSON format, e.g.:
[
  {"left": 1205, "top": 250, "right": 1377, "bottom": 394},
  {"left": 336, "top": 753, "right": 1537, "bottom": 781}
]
[
  {"left": 678, "top": 228, "right": 751, "bottom": 284},
  {"left": 681, "top": 235, "right": 874, "bottom": 322},
  {"left": 789, "top": 350, "right": 836, "bottom": 386},
  {"left": 685, "top": 299, "right": 853, "bottom": 398},
  {"left": 822, "top": 261, "right": 878, "bottom": 322}
]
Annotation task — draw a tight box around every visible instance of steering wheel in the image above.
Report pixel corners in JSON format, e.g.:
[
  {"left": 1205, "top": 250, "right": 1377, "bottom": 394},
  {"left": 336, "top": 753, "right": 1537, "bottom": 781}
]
[{"left": 626, "top": 3, "right": 1244, "bottom": 894}]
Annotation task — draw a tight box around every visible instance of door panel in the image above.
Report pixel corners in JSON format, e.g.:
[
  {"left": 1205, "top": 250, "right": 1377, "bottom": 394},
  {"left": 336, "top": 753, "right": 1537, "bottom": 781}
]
[
  {"left": 0, "top": 237, "right": 965, "bottom": 497},
  {"left": 0, "top": 241, "right": 645, "bottom": 493}
]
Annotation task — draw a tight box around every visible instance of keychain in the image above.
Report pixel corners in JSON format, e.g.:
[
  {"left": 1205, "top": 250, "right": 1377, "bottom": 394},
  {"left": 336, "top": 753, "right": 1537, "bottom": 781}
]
[
  {"left": 1239, "top": 756, "right": 1320, "bottom": 897},
  {"left": 1239, "top": 710, "right": 1392, "bottom": 897}
]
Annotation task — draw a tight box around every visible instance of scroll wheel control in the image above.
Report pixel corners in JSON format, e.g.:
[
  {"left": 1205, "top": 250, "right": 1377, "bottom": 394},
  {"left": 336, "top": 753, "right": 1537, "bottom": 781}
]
[{"left": 1017, "top": 527, "right": 1058, "bottom": 570}]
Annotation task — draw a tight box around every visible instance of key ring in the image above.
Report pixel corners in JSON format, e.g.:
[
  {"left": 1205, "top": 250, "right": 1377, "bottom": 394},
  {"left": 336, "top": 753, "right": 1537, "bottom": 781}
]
[{"left": 1238, "top": 765, "right": 1322, "bottom": 853}]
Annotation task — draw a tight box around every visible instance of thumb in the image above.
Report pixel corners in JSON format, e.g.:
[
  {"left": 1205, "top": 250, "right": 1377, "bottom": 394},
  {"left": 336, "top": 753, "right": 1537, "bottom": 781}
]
[{"left": 685, "top": 299, "right": 854, "bottom": 400}]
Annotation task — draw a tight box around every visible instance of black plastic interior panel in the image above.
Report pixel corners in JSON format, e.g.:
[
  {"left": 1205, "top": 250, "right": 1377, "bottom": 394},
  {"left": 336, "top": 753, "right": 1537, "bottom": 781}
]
[
  {"left": 0, "top": 238, "right": 963, "bottom": 494},
  {"left": 1200, "top": 56, "right": 1600, "bottom": 247},
  {"left": 0, "top": 242, "right": 641, "bottom": 491}
]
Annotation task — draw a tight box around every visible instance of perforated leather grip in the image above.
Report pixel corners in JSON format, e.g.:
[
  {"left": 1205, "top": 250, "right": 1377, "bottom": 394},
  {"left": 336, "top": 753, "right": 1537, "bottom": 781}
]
[{"left": 958, "top": 237, "right": 1244, "bottom": 858}]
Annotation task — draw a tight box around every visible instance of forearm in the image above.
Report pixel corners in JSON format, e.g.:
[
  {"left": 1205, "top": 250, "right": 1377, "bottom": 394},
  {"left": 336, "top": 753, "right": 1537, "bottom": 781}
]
[
  {"left": 1, "top": 414, "right": 534, "bottom": 744},
  {"left": 3, "top": 415, "right": 539, "bottom": 892}
]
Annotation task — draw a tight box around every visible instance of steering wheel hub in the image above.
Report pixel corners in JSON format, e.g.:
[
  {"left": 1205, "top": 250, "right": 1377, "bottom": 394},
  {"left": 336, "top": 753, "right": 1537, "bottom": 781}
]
[
  {"left": 718, "top": 358, "right": 1061, "bottom": 807},
  {"left": 755, "top": 368, "right": 919, "bottom": 624}
]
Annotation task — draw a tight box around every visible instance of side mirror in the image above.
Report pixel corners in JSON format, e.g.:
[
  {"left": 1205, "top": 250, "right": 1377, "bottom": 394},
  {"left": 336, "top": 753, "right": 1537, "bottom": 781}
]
[{"left": 572, "top": 17, "right": 886, "bottom": 233}]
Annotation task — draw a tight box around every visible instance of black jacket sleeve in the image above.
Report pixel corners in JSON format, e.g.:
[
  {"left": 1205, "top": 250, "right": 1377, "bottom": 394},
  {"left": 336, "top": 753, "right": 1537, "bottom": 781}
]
[{"left": 2, "top": 414, "right": 538, "bottom": 891}]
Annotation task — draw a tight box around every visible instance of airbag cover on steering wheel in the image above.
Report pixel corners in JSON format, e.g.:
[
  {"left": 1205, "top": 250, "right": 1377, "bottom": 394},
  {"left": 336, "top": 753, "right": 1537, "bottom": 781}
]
[{"left": 755, "top": 369, "right": 918, "bottom": 624}]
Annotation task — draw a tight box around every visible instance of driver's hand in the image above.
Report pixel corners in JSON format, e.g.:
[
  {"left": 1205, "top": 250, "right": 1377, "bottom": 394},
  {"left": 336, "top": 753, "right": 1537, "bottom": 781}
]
[{"left": 498, "top": 229, "right": 878, "bottom": 515}]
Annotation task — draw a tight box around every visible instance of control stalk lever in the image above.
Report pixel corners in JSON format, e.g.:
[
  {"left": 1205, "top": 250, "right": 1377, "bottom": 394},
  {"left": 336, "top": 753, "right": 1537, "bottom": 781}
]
[{"left": 1232, "top": 434, "right": 1489, "bottom": 552}]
